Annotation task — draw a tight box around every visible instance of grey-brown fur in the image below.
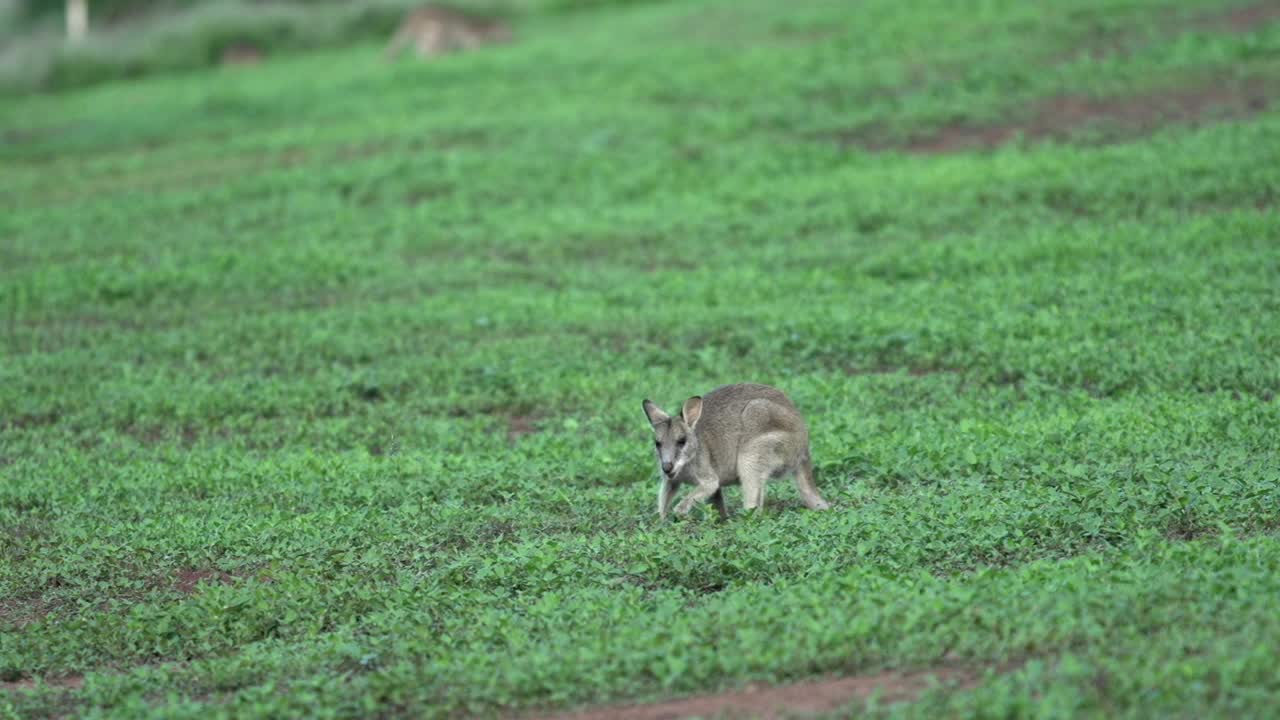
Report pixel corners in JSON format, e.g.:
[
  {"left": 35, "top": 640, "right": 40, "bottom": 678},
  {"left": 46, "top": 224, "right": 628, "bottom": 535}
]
[
  {"left": 384, "top": 5, "right": 512, "bottom": 61},
  {"left": 642, "top": 383, "right": 830, "bottom": 520}
]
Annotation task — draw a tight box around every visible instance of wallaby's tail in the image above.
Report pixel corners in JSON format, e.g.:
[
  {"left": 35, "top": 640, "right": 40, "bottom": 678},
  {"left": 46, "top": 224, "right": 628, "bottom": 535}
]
[{"left": 796, "top": 450, "right": 831, "bottom": 510}]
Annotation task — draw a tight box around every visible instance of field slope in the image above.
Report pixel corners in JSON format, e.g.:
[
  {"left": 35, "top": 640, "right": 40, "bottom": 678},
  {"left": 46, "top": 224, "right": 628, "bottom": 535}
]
[{"left": 2, "top": 0, "right": 1280, "bottom": 717}]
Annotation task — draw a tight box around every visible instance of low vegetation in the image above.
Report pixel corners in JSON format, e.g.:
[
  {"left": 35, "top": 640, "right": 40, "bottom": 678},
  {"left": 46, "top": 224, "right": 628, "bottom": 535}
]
[{"left": 2, "top": 0, "right": 1279, "bottom": 717}]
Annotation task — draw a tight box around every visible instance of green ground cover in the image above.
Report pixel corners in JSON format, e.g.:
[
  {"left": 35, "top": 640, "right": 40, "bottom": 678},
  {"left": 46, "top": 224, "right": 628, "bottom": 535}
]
[{"left": 2, "top": 0, "right": 1279, "bottom": 717}]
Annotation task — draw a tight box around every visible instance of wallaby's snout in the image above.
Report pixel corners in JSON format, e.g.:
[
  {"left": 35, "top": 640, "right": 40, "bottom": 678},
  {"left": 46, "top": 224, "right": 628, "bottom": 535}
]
[{"left": 661, "top": 460, "right": 674, "bottom": 475}]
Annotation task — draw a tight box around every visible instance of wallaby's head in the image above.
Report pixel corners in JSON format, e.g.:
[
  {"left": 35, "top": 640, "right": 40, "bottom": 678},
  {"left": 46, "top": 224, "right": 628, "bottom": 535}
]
[{"left": 642, "top": 396, "right": 703, "bottom": 479}]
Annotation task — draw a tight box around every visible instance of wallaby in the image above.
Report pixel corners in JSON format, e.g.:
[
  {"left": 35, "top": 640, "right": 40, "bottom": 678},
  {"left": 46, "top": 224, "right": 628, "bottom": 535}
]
[
  {"left": 642, "top": 383, "right": 831, "bottom": 520},
  {"left": 384, "top": 5, "right": 512, "bottom": 61},
  {"left": 220, "top": 43, "right": 264, "bottom": 66}
]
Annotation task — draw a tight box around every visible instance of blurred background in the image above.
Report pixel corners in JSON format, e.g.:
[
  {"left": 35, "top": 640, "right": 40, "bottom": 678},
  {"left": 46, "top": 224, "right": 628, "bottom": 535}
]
[{"left": 0, "top": 0, "right": 627, "bottom": 93}]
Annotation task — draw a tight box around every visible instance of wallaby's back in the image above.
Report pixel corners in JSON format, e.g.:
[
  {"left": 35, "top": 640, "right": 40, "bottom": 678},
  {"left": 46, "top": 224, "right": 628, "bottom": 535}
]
[
  {"left": 697, "top": 383, "right": 804, "bottom": 429},
  {"left": 411, "top": 5, "right": 509, "bottom": 36},
  {"left": 385, "top": 4, "right": 511, "bottom": 60},
  {"left": 695, "top": 384, "right": 806, "bottom": 472}
]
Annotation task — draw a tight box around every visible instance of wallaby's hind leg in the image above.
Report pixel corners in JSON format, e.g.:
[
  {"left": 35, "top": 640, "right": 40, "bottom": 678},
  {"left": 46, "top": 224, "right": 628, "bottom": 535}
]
[
  {"left": 384, "top": 27, "right": 411, "bottom": 60},
  {"left": 795, "top": 450, "right": 830, "bottom": 510},
  {"left": 739, "top": 432, "right": 789, "bottom": 512},
  {"left": 741, "top": 473, "right": 766, "bottom": 511}
]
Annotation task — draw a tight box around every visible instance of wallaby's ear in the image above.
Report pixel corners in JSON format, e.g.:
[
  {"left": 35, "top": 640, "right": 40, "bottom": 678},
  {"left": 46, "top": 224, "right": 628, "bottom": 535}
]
[
  {"left": 642, "top": 399, "right": 670, "bottom": 427},
  {"left": 681, "top": 396, "right": 703, "bottom": 427}
]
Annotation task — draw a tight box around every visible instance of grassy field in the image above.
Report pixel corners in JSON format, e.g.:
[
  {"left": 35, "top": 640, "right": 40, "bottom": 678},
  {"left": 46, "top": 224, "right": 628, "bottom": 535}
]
[{"left": 3, "top": 0, "right": 1280, "bottom": 717}]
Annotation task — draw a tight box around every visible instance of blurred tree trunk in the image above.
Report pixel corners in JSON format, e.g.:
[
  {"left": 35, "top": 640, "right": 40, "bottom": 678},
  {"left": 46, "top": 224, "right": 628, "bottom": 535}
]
[{"left": 66, "top": 0, "right": 88, "bottom": 43}]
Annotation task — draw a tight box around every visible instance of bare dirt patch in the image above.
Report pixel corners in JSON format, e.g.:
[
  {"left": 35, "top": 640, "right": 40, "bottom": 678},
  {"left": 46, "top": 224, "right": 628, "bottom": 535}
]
[
  {"left": 1195, "top": 0, "right": 1280, "bottom": 33},
  {"left": 0, "top": 674, "right": 82, "bottom": 693},
  {"left": 854, "top": 77, "right": 1270, "bottom": 154},
  {"left": 1059, "top": 1, "right": 1280, "bottom": 64},
  {"left": 2, "top": 410, "right": 61, "bottom": 431},
  {"left": 1, "top": 126, "right": 64, "bottom": 146},
  {"left": 173, "top": 569, "right": 235, "bottom": 595},
  {"left": 0, "top": 676, "right": 36, "bottom": 692},
  {"left": 533, "top": 662, "right": 1006, "bottom": 720},
  {"left": 405, "top": 184, "right": 453, "bottom": 206},
  {"left": 56, "top": 675, "right": 85, "bottom": 690},
  {"left": 507, "top": 414, "right": 539, "bottom": 442},
  {"left": 0, "top": 597, "right": 52, "bottom": 631}
]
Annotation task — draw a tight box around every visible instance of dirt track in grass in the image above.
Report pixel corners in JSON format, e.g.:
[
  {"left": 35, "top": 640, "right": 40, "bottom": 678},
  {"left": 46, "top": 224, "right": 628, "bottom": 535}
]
[{"left": 531, "top": 661, "right": 1017, "bottom": 720}]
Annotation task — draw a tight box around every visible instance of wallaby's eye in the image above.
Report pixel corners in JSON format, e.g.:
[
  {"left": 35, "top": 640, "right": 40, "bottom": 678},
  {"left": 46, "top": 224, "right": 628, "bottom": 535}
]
[
  {"left": 655, "top": 440, "right": 662, "bottom": 447},
  {"left": 676, "top": 437, "right": 686, "bottom": 446}
]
